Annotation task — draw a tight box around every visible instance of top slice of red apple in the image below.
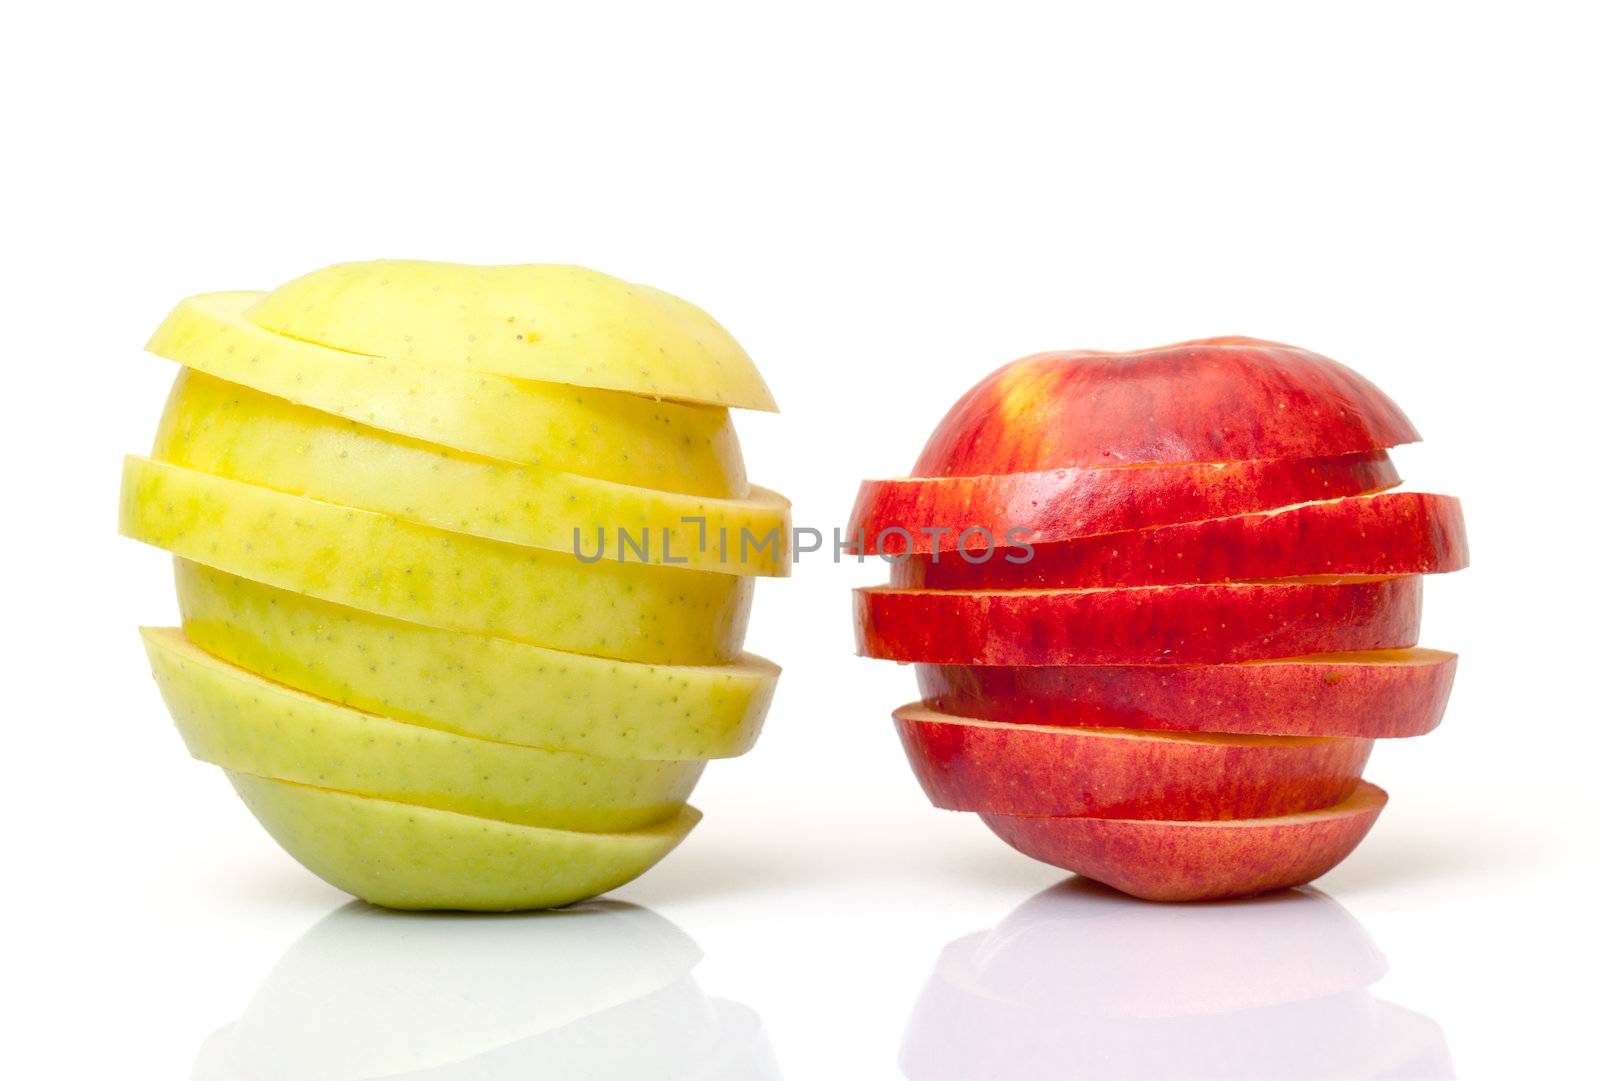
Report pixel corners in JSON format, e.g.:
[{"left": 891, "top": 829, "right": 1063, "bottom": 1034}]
[{"left": 913, "top": 337, "right": 1421, "bottom": 476}]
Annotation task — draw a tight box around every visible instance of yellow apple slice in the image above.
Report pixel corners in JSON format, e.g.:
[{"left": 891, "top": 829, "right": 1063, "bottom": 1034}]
[
  {"left": 120, "top": 456, "right": 751, "bottom": 665},
  {"left": 143, "top": 627, "right": 702, "bottom": 832},
  {"left": 154, "top": 370, "right": 790, "bottom": 576},
  {"left": 147, "top": 292, "right": 748, "bottom": 498},
  {"left": 247, "top": 261, "right": 778, "bottom": 412},
  {"left": 176, "top": 561, "right": 777, "bottom": 761},
  {"left": 227, "top": 772, "right": 701, "bottom": 910}
]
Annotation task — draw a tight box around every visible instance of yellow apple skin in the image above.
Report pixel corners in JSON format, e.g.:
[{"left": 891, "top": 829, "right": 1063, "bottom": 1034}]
[
  {"left": 154, "top": 369, "right": 790, "bottom": 575},
  {"left": 247, "top": 261, "right": 778, "bottom": 412},
  {"left": 176, "top": 561, "right": 778, "bottom": 760},
  {"left": 120, "top": 456, "right": 753, "bottom": 665},
  {"left": 228, "top": 772, "right": 702, "bottom": 911},
  {"left": 147, "top": 292, "right": 749, "bottom": 498},
  {"left": 144, "top": 627, "right": 703, "bottom": 832}
]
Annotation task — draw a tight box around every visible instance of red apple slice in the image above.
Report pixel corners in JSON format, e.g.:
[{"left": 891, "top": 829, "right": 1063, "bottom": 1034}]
[
  {"left": 980, "top": 781, "right": 1388, "bottom": 902},
  {"left": 849, "top": 452, "right": 1399, "bottom": 556},
  {"left": 855, "top": 576, "right": 1422, "bottom": 665},
  {"left": 916, "top": 648, "right": 1456, "bottom": 738},
  {"left": 895, "top": 704, "right": 1372, "bottom": 819},
  {"left": 893, "top": 492, "right": 1467, "bottom": 589},
  {"left": 914, "top": 338, "right": 1419, "bottom": 476}
]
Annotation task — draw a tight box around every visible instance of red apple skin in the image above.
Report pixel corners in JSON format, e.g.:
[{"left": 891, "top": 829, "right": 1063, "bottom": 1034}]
[
  {"left": 849, "top": 452, "right": 1399, "bottom": 555},
  {"left": 916, "top": 649, "right": 1456, "bottom": 738},
  {"left": 893, "top": 492, "right": 1467, "bottom": 589},
  {"left": 894, "top": 705, "right": 1372, "bottom": 818},
  {"left": 913, "top": 338, "right": 1420, "bottom": 476},
  {"left": 855, "top": 576, "right": 1422, "bottom": 665},
  {"left": 980, "top": 781, "right": 1388, "bottom": 902}
]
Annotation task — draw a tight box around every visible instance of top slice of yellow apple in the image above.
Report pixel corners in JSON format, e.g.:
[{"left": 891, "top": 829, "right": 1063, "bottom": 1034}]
[{"left": 245, "top": 261, "right": 778, "bottom": 411}]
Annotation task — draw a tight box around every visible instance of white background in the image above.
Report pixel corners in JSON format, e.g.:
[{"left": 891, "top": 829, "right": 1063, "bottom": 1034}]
[{"left": 6, "top": 2, "right": 1597, "bottom": 1078}]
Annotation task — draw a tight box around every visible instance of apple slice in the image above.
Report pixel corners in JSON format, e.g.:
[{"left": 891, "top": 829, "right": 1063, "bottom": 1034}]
[
  {"left": 228, "top": 772, "right": 701, "bottom": 910},
  {"left": 121, "top": 456, "right": 752, "bottom": 665},
  {"left": 849, "top": 452, "right": 1399, "bottom": 555},
  {"left": 894, "top": 704, "right": 1371, "bottom": 819},
  {"left": 143, "top": 627, "right": 703, "bottom": 832},
  {"left": 855, "top": 577, "right": 1422, "bottom": 665},
  {"left": 981, "top": 781, "right": 1388, "bottom": 902},
  {"left": 156, "top": 369, "right": 791, "bottom": 575},
  {"left": 894, "top": 492, "right": 1467, "bottom": 588},
  {"left": 147, "top": 292, "right": 749, "bottom": 498},
  {"left": 176, "top": 561, "right": 778, "bottom": 761},
  {"left": 246, "top": 260, "right": 779, "bottom": 411},
  {"left": 914, "top": 338, "right": 1418, "bottom": 476},
  {"left": 917, "top": 649, "right": 1455, "bottom": 738}
]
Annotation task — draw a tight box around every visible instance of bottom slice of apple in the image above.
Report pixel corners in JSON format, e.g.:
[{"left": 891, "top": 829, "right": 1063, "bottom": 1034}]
[
  {"left": 980, "top": 781, "right": 1387, "bottom": 902},
  {"left": 229, "top": 772, "right": 701, "bottom": 911},
  {"left": 895, "top": 705, "right": 1371, "bottom": 818}
]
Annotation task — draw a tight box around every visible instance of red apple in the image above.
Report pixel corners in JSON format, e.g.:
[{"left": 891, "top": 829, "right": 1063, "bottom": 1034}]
[
  {"left": 849, "top": 452, "right": 1399, "bottom": 556},
  {"left": 894, "top": 704, "right": 1371, "bottom": 818},
  {"left": 913, "top": 338, "right": 1419, "bottom": 476},
  {"left": 893, "top": 492, "right": 1467, "bottom": 588},
  {"left": 916, "top": 648, "right": 1455, "bottom": 738},
  {"left": 980, "top": 781, "right": 1388, "bottom": 901},
  {"left": 855, "top": 576, "right": 1422, "bottom": 665}
]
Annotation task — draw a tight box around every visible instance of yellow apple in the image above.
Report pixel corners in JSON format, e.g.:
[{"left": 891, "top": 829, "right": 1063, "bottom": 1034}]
[
  {"left": 147, "top": 292, "right": 748, "bottom": 498},
  {"left": 247, "top": 261, "right": 777, "bottom": 411},
  {"left": 144, "top": 627, "right": 702, "bottom": 831},
  {"left": 228, "top": 772, "right": 701, "bottom": 911},
  {"left": 176, "top": 561, "right": 778, "bottom": 760},
  {"left": 121, "top": 456, "right": 752, "bottom": 665},
  {"left": 154, "top": 369, "right": 790, "bottom": 575}
]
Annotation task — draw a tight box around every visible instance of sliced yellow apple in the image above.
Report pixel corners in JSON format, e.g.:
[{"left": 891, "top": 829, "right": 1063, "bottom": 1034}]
[
  {"left": 144, "top": 627, "right": 703, "bottom": 832},
  {"left": 176, "top": 561, "right": 778, "bottom": 760},
  {"left": 228, "top": 772, "right": 701, "bottom": 911},
  {"left": 146, "top": 292, "right": 748, "bottom": 498},
  {"left": 247, "top": 260, "right": 778, "bottom": 411},
  {"left": 154, "top": 370, "right": 790, "bottom": 575},
  {"left": 120, "top": 456, "right": 751, "bottom": 665}
]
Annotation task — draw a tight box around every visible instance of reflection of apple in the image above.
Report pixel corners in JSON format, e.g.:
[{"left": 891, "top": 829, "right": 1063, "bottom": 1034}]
[
  {"left": 916, "top": 648, "right": 1456, "bottom": 738},
  {"left": 982, "top": 782, "right": 1388, "bottom": 902},
  {"left": 128, "top": 262, "right": 787, "bottom": 909},
  {"left": 894, "top": 492, "right": 1467, "bottom": 588},
  {"left": 192, "top": 900, "right": 782, "bottom": 1081},
  {"left": 849, "top": 452, "right": 1399, "bottom": 554},
  {"left": 900, "top": 881, "right": 1453, "bottom": 1079},
  {"left": 895, "top": 704, "right": 1370, "bottom": 818},
  {"left": 856, "top": 576, "right": 1422, "bottom": 665}
]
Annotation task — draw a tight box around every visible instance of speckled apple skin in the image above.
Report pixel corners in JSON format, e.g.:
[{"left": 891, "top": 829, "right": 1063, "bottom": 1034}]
[
  {"left": 895, "top": 492, "right": 1467, "bottom": 589},
  {"left": 913, "top": 338, "right": 1419, "bottom": 476},
  {"left": 855, "top": 576, "right": 1422, "bottom": 665},
  {"left": 849, "top": 452, "right": 1398, "bottom": 555},
  {"left": 894, "top": 706, "right": 1371, "bottom": 818},
  {"left": 981, "top": 782, "right": 1388, "bottom": 902},
  {"left": 916, "top": 649, "right": 1456, "bottom": 738}
]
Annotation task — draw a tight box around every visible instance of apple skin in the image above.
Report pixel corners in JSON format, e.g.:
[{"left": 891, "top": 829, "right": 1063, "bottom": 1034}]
[
  {"left": 913, "top": 338, "right": 1419, "bottom": 476},
  {"left": 855, "top": 576, "right": 1422, "bottom": 665},
  {"left": 894, "top": 492, "right": 1467, "bottom": 588},
  {"left": 849, "top": 452, "right": 1399, "bottom": 555},
  {"left": 981, "top": 781, "right": 1388, "bottom": 902},
  {"left": 894, "top": 704, "right": 1371, "bottom": 818},
  {"left": 916, "top": 648, "right": 1455, "bottom": 738}
]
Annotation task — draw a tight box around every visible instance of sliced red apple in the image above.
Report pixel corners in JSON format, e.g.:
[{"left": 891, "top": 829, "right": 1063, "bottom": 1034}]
[
  {"left": 855, "top": 577, "right": 1422, "bottom": 665},
  {"left": 849, "top": 452, "right": 1399, "bottom": 556},
  {"left": 895, "top": 704, "right": 1371, "bottom": 819},
  {"left": 916, "top": 649, "right": 1456, "bottom": 738},
  {"left": 893, "top": 492, "right": 1467, "bottom": 588},
  {"left": 980, "top": 781, "right": 1388, "bottom": 902},
  {"left": 914, "top": 338, "right": 1419, "bottom": 476}
]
